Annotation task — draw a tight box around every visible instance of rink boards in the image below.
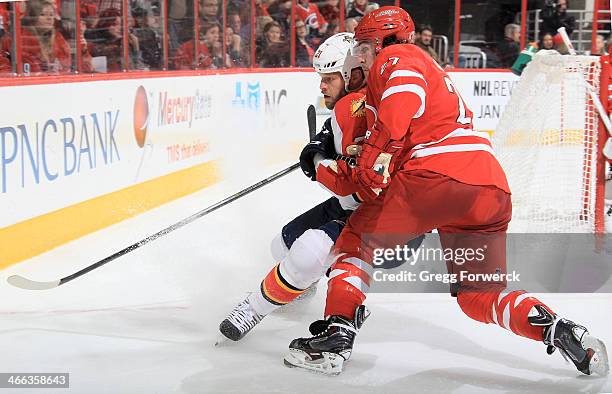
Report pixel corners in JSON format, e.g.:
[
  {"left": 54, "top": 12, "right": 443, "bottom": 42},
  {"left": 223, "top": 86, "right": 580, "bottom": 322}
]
[{"left": 0, "top": 69, "right": 519, "bottom": 268}]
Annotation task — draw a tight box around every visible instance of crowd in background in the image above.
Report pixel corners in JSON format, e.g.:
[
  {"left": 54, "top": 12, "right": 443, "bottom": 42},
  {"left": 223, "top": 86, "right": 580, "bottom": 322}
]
[{"left": 0, "top": 0, "right": 607, "bottom": 76}]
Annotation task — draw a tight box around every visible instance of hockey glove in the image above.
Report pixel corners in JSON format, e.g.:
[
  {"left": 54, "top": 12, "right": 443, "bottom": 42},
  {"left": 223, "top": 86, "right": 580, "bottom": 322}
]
[
  {"left": 355, "top": 126, "right": 404, "bottom": 192},
  {"left": 300, "top": 118, "right": 337, "bottom": 181}
]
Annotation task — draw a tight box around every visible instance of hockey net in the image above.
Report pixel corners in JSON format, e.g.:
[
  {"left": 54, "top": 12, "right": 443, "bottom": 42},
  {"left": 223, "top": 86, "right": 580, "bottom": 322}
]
[{"left": 492, "top": 52, "right": 609, "bottom": 233}]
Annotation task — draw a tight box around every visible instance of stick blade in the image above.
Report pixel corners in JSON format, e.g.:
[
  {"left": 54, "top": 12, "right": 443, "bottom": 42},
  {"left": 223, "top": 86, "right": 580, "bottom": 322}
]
[
  {"left": 307, "top": 104, "right": 317, "bottom": 141},
  {"left": 7, "top": 275, "right": 61, "bottom": 290}
]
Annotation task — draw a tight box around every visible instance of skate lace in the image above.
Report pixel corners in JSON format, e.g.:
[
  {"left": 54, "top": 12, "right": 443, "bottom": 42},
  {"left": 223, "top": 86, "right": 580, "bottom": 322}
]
[
  {"left": 313, "top": 320, "right": 357, "bottom": 338},
  {"left": 329, "top": 322, "right": 358, "bottom": 334},
  {"left": 228, "top": 301, "right": 262, "bottom": 334}
]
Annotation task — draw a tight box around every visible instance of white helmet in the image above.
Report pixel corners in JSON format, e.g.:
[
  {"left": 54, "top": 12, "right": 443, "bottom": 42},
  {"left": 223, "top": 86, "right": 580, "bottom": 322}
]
[{"left": 313, "top": 32, "right": 363, "bottom": 90}]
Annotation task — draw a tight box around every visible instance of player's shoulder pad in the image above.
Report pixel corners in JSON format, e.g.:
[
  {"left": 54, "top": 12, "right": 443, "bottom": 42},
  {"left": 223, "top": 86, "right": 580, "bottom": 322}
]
[
  {"left": 377, "top": 43, "right": 427, "bottom": 59},
  {"left": 374, "top": 44, "right": 429, "bottom": 79}
]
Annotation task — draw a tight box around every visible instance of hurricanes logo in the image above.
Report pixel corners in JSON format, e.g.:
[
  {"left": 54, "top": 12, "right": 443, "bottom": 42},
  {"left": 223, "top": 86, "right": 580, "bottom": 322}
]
[
  {"left": 133, "top": 85, "right": 149, "bottom": 148},
  {"left": 305, "top": 13, "right": 319, "bottom": 29},
  {"left": 351, "top": 97, "right": 366, "bottom": 118}
]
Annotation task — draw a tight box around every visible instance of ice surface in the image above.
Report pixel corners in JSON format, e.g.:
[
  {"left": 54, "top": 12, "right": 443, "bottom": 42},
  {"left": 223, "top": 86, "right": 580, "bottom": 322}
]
[{"left": 0, "top": 170, "right": 611, "bottom": 393}]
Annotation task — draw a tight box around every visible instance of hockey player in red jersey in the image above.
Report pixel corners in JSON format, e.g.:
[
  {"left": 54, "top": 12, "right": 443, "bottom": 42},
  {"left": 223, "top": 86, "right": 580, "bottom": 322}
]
[
  {"left": 218, "top": 32, "right": 397, "bottom": 341},
  {"left": 284, "top": 6, "right": 609, "bottom": 376}
]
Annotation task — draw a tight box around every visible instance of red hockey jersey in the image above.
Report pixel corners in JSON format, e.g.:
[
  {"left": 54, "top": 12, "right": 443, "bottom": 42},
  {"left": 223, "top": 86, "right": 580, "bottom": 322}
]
[
  {"left": 365, "top": 44, "right": 510, "bottom": 193},
  {"left": 315, "top": 90, "right": 369, "bottom": 208},
  {"left": 296, "top": 2, "right": 327, "bottom": 31}
]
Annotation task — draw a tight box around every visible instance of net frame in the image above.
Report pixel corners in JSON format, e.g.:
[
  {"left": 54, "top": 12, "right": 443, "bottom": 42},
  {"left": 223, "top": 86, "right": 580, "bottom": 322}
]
[{"left": 491, "top": 52, "right": 608, "bottom": 233}]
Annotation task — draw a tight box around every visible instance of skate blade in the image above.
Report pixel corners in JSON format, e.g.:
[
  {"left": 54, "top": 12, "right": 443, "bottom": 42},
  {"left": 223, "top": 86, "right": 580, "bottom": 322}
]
[
  {"left": 283, "top": 348, "right": 344, "bottom": 375},
  {"left": 582, "top": 334, "right": 610, "bottom": 376},
  {"left": 214, "top": 333, "right": 230, "bottom": 347}
]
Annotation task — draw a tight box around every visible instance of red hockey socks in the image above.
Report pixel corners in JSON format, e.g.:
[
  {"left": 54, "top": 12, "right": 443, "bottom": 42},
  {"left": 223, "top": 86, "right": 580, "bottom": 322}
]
[
  {"left": 457, "top": 289, "right": 554, "bottom": 341},
  {"left": 324, "top": 254, "right": 371, "bottom": 319}
]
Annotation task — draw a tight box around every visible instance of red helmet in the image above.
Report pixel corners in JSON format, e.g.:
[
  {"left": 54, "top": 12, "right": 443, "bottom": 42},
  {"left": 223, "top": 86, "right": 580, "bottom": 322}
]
[{"left": 354, "top": 6, "right": 415, "bottom": 53}]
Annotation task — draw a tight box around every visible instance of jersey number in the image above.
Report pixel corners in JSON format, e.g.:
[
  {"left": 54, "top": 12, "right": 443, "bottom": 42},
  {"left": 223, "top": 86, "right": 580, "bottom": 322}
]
[
  {"left": 443, "top": 77, "right": 472, "bottom": 125},
  {"left": 380, "top": 57, "right": 400, "bottom": 75}
]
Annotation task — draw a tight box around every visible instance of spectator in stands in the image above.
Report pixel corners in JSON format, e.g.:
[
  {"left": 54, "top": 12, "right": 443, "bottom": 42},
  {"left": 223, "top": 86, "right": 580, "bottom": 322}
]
[
  {"left": 202, "top": 23, "right": 225, "bottom": 68},
  {"left": 200, "top": 0, "right": 220, "bottom": 24},
  {"left": 538, "top": 32, "right": 555, "bottom": 51},
  {"left": 415, "top": 24, "right": 443, "bottom": 65},
  {"left": 256, "top": 15, "right": 275, "bottom": 37},
  {"left": 296, "top": 0, "right": 327, "bottom": 38},
  {"left": 346, "top": 0, "right": 378, "bottom": 19},
  {"left": 258, "top": 20, "right": 289, "bottom": 67},
  {"left": 497, "top": 23, "right": 521, "bottom": 68},
  {"left": 540, "top": 0, "right": 575, "bottom": 35},
  {"left": 255, "top": 0, "right": 270, "bottom": 17},
  {"left": 173, "top": 25, "right": 213, "bottom": 69},
  {"left": 365, "top": 3, "right": 379, "bottom": 14},
  {"left": 80, "top": 0, "right": 99, "bottom": 30},
  {"left": 319, "top": 0, "right": 340, "bottom": 27},
  {"left": 226, "top": 26, "right": 244, "bottom": 67},
  {"left": 344, "top": 17, "right": 358, "bottom": 34},
  {"left": 268, "top": 0, "right": 291, "bottom": 35},
  {"left": 590, "top": 34, "right": 608, "bottom": 56},
  {"left": 78, "top": 17, "right": 95, "bottom": 72},
  {"left": 20, "top": 0, "right": 71, "bottom": 74},
  {"left": 132, "top": 6, "right": 162, "bottom": 69},
  {"left": 295, "top": 19, "right": 313, "bottom": 67},
  {"left": 0, "top": 50, "right": 10, "bottom": 73},
  {"left": 228, "top": 11, "right": 241, "bottom": 35},
  {"left": 89, "top": 7, "right": 144, "bottom": 71},
  {"left": 168, "top": 0, "right": 193, "bottom": 51}
]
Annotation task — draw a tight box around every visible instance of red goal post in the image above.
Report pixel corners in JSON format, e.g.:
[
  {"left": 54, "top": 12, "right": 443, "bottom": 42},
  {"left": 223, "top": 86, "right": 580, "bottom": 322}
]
[{"left": 596, "top": 54, "right": 610, "bottom": 234}]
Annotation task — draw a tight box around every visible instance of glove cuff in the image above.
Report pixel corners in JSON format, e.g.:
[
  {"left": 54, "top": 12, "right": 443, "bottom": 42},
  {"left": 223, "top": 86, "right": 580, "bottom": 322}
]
[{"left": 365, "top": 125, "right": 392, "bottom": 151}]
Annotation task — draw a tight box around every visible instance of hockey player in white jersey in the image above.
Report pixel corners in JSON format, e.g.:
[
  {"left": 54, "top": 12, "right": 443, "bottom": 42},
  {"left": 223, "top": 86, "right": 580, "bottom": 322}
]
[{"left": 218, "top": 33, "right": 370, "bottom": 341}]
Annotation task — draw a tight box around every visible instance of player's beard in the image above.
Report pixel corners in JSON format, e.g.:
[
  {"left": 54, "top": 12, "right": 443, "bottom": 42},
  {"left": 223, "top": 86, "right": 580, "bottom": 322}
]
[{"left": 325, "top": 89, "right": 347, "bottom": 109}]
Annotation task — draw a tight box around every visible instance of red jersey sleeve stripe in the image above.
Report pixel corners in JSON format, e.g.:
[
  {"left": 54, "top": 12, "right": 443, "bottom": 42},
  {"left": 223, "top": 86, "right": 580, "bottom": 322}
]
[
  {"left": 381, "top": 84, "right": 426, "bottom": 118},
  {"left": 388, "top": 69, "right": 427, "bottom": 85}
]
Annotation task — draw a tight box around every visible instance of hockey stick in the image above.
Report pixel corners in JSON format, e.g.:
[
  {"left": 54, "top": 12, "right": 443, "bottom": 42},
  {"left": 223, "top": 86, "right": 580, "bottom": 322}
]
[
  {"left": 7, "top": 107, "right": 318, "bottom": 291},
  {"left": 307, "top": 104, "right": 317, "bottom": 140},
  {"left": 7, "top": 163, "right": 300, "bottom": 290}
]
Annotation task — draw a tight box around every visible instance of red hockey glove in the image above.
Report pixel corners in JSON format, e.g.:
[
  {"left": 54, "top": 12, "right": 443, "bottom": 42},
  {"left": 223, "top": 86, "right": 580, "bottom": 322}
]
[{"left": 354, "top": 126, "right": 404, "bottom": 192}]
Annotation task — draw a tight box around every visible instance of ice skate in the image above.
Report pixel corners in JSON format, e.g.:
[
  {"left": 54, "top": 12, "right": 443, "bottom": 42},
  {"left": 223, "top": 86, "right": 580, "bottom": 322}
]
[
  {"left": 219, "top": 297, "right": 265, "bottom": 342},
  {"left": 531, "top": 305, "right": 609, "bottom": 376},
  {"left": 283, "top": 305, "right": 369, "bottom": 375}
]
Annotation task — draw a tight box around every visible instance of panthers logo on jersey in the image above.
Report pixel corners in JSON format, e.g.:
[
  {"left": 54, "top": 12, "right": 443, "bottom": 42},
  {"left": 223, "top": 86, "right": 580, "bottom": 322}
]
[{"left": 350, "top": 97, "right": 366, "bottom": 118}]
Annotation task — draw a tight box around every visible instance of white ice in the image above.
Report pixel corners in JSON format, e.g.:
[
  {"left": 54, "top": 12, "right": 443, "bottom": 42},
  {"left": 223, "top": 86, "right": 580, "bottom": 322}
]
[{"left": 1, "top": 167, "right": 611, "bottom": 394}]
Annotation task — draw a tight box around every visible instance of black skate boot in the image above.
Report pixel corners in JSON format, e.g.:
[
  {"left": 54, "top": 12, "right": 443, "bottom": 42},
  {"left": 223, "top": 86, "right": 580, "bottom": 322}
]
[
  {"left": 283, "top": 305, "right": 370, "bottom": 375},
  {"left": 219, "top": 297, "right": 265, "bottom": 341},
  {"left": 530, "top": 305, "right": 609, "bottom": 376}
]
